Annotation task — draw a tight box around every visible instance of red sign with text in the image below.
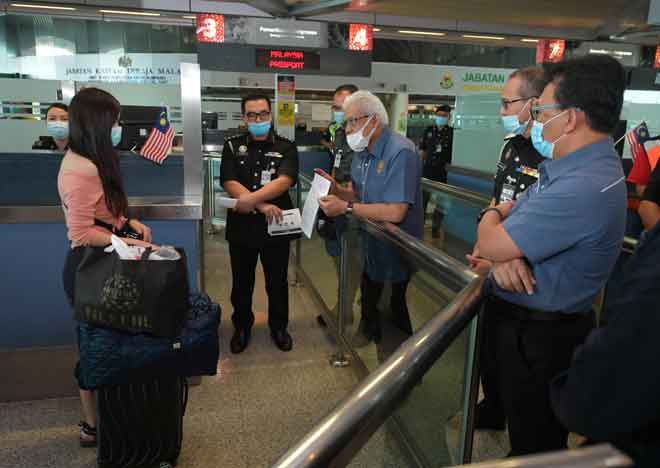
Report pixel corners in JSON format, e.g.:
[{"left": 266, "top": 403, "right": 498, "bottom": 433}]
[
  {"left": 255, "top": 49, "right": 321, "bottom": 71},
  {"left": 349, "top": 24, "right": 373, "bottom": 52},
  {"left": 654, "top": 46, "right": 660, "bottom": 69},
  {"left": 196, "top": 14, "right": 224, "bottom": 43},
  {"left": 536, "top": 39, "right": 566, "bottom": 64}
]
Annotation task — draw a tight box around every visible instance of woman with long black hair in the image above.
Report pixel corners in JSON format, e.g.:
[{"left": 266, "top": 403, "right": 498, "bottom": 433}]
[{"left": 58, "top": 87, "right": 157, "bottom": 447}]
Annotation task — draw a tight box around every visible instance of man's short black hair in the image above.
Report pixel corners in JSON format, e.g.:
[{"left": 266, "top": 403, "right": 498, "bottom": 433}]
[
  {"left": 436, "top": 105, "right": 451, "bottom": 113},
  {"left": 544, "top": 55, "right": 625, "bottom": 134},
  {"left": 46, "top": 103, "right": 68, "bottom": 115},
  {"left": 334, "top": 84, "right": 358, "bottom": 94},
  {"left": 241, "top": 94, "right": 271, "bottom": 114}
]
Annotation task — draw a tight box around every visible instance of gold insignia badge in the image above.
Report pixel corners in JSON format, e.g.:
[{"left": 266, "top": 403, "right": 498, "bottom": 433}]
[
  {"left": 376, "top": 160, "right": 385, "bottom": 174},
  {"left": 239, "top": 145, "right": 247, "bottom": 154}
]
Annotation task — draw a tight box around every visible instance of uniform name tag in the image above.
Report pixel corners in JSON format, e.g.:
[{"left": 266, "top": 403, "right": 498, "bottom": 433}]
[
  {"left": 260, "top": 170, "right": 272, "bottom": 185},
  {"left": 334, "top": 152, "right": 342, "bottom": 168},
  {"left": 265, "top": 152, "right": 283, "bottom": 158},
  {"left": 501, "top": 184, "right": 515, "bottom": 203}
]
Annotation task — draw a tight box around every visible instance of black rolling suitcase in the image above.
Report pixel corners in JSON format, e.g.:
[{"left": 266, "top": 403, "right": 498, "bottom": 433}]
[{"left": 97, "top": 376, "right": 188, "bottom": 468}]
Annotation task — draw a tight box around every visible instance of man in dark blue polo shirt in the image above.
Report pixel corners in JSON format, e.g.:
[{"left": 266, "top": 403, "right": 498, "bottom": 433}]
[
  {"left": 318, "top": 90, "right": 423, "bottom": 345},
  {"left": 475, "top": 55, "right": 627, "bottom": 456}
]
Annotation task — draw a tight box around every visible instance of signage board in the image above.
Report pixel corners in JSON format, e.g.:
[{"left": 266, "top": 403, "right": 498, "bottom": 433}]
[
  {"left": 255, "top": 49, "right": 321, "bottom": 71},
  {"left": 196, "top": 14, "right": 225, "bottom": 43},
  {"left": 7, "top": 53, "right": 196, "bottom": 84},
  {"left": 349, "top": 24, "right": 373, "bottom": 52},
  {"left": 276, "top": 75, "right": 295, "bottom": 141},
  {"left": 573, "top": 41, "right": 640, "bottom": 67},
  {"left": 536, "top": 39, "right": 566, "bottom": 64}
]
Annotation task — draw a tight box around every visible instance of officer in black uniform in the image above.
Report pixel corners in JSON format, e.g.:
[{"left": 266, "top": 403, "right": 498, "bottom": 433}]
[
  {"left": 317, "top": 84, "right": 359, "bottom": 328},
  {"left": 466, "top": 66, "right": 550, "bottom": 431},
  {"left": 419, "top": 104, "right": 453, "bottom": 237},
  {"left": 220, "top": 94, "right": 299, "bottom": 354}
]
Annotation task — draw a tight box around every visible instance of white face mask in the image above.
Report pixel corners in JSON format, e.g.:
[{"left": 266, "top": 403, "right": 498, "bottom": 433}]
[{"left": 347, "top": 115, "right": 375, "bottom": 152}]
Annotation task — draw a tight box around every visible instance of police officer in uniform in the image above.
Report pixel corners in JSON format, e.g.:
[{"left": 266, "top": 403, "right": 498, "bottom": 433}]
[
  {"left": 317, "top": 84, "right": 360, "bottom": 327},
  {"left": 467, "top": 66, "right": 550, "bottom": 431},
  {"left": 419, "top": 105, "right": 453, "bottom": 237},
  {"left": 221, "top": 94, "right": 299, "bottom": 354}
]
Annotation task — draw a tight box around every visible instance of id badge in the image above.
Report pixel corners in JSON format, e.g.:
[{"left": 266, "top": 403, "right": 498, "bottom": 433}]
[
  {"left": 260, "top": 170, "right": 272, "bottom": 185},
  {"left": 500, "top": 184, "right": 515, "bottom": 203},
  {"left": 334, "top": 153, "right": 342, "bottom": 168}
]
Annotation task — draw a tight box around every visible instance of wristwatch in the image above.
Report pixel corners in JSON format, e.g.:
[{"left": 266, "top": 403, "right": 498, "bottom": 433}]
[
  {"left": 345, "top": 201, "right": 354, "bottom": 215},
  {"left": 477, "top": 207, "right": 503, "bottom": 224}
]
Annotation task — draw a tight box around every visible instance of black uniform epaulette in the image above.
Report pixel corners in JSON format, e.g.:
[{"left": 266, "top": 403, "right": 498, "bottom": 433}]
[{"left": 503, "top": 133, "right": 516, "bottom": 141}]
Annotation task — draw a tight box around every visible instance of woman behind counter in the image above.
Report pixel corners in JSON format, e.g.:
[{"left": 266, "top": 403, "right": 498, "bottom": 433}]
[
  {"left": 57, "top": 87, "right": 156, "bottom": 447},
  {"left": 32, "top": 103, "right": 70, "bottom": 151}
]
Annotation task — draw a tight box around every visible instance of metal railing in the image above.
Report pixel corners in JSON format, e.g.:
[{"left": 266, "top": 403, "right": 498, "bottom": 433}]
[
  {"left": 274, "top": 173, "right": 484, "bottom": 467},
  {"left": 275, "top": 174, "right": 639, "bottom": 468},
  {"left": 452, "top": 444, "right": 632, "bottom": 468},
  {"left": 421, "top": 178, "right": 490, "bottom": 208}
]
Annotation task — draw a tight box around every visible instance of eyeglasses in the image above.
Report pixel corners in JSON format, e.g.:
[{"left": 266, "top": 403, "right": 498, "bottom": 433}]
[
  {"left": 501, "top": 96, "right": 536, "bottom": 111},
  {"left": 530, "top": 103, "right": 564, "bottom": 121},
  {"left": 245, "top": 111, "right": 271, "bottom": 122},
  {"left": 345, "top": 114, "right": 371, "bottom": 129}
]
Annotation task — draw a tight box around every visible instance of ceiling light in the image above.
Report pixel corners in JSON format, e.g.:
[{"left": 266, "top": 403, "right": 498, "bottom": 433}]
[
  {"left": 398, "top": 30, "right": 446, "bottom": 37},
  {"left": 373, "top": 28, "right": 381, "bottom": 32},
  {"left": 182, "top": 15, "right": 197, "bottom": 20},
  {"left": 462, "top": 34, "right": 505, "bottom": 40},
  {"left": 521, "top": 38, "right": 539, "bottom": 43},
  {"left": 11, "top": 3, "right": 77, "bottom": 10},
  {"left": 99, "top": 9, "right": 161, "bottom": 17}
]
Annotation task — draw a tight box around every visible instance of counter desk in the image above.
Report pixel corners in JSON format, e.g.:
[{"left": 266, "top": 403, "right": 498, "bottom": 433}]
[{"left": 0, "top": 151, "right": 202, "bottom": 402}]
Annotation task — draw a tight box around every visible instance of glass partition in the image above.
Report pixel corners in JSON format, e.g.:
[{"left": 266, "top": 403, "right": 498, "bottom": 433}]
[
  {"left": 452, "top": 93, "right": 503, "bottom": 173},
  {"left": 293, "top": 173, "right": 482, "bottom": 466}
]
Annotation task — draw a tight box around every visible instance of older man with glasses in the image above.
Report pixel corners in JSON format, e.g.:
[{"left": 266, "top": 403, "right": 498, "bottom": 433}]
[
  {"left": 317, "top": 90, "right": 423, "bottom": 348},
  {"left": 221, "top": 93, "right": 299, "bottom": 354},
  {"left": 475, "top": 55, "right": 627, "bottom": 456}
]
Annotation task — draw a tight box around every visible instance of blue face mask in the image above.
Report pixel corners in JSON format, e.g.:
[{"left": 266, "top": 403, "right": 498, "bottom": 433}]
[
  {"left": 111, "top": 126, "right": 123, "bottom": 147},
  {"left": 531, "top": 111, "right": 567, "bottom": 159},
  {"left": 435, "top": 116, "right": 448, "bottom": 127},
  {"left": 47, "top": 121, "right": 69, "bottom": 141},
  {"left": 333, "top": 111, "right": 345, "bottom": 125},
  {"left": 501, "top": 100, "right": 531, "bottom": 135},
  {"left": 248, "top": 121, "right": 271, "bottom": 137}
]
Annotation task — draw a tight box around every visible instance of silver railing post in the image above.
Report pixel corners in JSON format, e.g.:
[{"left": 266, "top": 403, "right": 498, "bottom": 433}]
[{"left": 329, "top": 231, "right": 350, "bottom": 367}]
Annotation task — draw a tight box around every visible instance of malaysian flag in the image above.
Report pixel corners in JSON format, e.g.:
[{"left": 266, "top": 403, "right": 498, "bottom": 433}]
[
  {"left": 626, "top": 121, "right": 650, "bottom": 162},
  {"left": 139, "top": 108, "right": 174, "bottom": 165}
]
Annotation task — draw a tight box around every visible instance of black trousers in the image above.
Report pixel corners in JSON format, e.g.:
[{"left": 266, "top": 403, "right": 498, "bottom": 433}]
[
  {"left": 479, "top": 301, "right": 504, "bottom": 413},
  {"left": 229, "top": 242, "right": 290, "bottom": 332},
  {"left": 361, "top": 272, "right": 413, "bottom": 337},
  {"left": 488, "top": 296, "right": 595, "bottom": 456}
]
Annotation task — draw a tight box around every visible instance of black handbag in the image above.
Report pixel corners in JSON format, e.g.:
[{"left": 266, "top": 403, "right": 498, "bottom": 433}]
[{"left": 74, "top": 246, "right": 189, "bottom": 338}]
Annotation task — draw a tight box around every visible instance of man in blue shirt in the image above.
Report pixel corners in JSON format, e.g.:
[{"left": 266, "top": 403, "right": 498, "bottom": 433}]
[
  {"left": 476, "top": 55, "right": 627, "bottom": 456},
  {"left": 318, "top": 90, "right": 423, "bottom": 345}
]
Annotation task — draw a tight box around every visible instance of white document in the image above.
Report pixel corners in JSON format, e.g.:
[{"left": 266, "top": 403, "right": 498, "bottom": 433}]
[
  {"left": 216, "top": 196, "right": 238, "bottom": 209},
  {"left": 268, "top": 209, "right": 303, "bottom": 236},
  {"left": 300, "top": 173, "right": 331, "bottom": 239}
]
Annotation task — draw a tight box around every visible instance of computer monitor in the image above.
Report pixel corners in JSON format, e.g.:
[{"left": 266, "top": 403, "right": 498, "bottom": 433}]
[{"left": 118, "top": 106, "right": 163, "bottom": 151}]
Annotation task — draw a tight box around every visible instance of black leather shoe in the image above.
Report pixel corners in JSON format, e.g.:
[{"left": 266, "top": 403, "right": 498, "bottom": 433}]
[
  {"left": 271, "top": 329, "right": 293, "bottom": 352},
  {"left": 474, "top": 400, "right": 506, "bottom": 431},
  {"left": 230, "top": 329, "right": 251, "bottom": 354}
]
